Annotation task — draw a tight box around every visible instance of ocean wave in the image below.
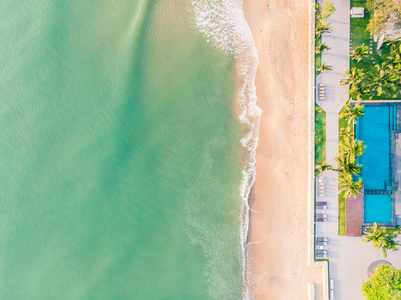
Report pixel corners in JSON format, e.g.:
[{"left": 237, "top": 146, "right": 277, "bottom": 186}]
[{"left": 190, "top": 1, "right": 261, "bottom": 299}]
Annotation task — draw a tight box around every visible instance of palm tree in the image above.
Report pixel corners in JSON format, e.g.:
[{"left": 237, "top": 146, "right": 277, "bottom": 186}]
[
  {"left": 349, "top": 44, "right": 369, "bottom": 62},
  {"left": 347, "top": 84, "right": 365, "bottom": 101},
  {"left": 387, "top": 51, "right": 401, "bottom": 69},
  {"left": 340, "top": 126, "right": 354, "bottom": 140},
  {"left": 315, "top": 162, "right": 332, "bottom": 175},
  {"left": 340, "top": 68, "right": 365, "bottom": 89},
  {"left": 315, "top": 42, "right": 330, "bottom": 54},
  {"left": 316, "top": 19, "right": 332, "bottom": 38},
  {"left": 340, "top": 68, "right": 369, "bottom": 100},
  {"left": 339, "top": 102, "right": 365, "bottom": 125},
  {"left": 385, "top": 37, "right": 401, "bottom": 53},
  {"left": 339, "top": 138, "right": 366, "bottom": 162},
  {"left": 317, "top": 63, "right": 333, "bottom": 73},
  {"left": 335, "top": 156, "right": 362, "bottom": 175},
  {"left": 316, "top": 1, "right": 336, "bottom": 19},
  {"left": 367, "top": 64, "right": 398, "bottom": 97},
  {"left": 362, "top": 223, "right": 401, "bottom": 258},
  {"left": 339, "top": 174, "right": 363, "bottom": 198}
]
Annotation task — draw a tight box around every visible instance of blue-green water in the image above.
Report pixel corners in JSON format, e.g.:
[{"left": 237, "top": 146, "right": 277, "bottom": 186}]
[
  {"left": 0, "top": 1, "right": 253, "bottom": 298},
  {"left": 357, "top": 105, "right": 394, "bottom": 224},
  {"left": 357, "top": 105, "right": 393, "bottom": 190},
  {"left": 364, "top": 194, "right": 392, "bottom": 223}
]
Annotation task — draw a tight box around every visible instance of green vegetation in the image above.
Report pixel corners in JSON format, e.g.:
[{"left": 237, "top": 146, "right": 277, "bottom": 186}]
[
  {"left": 338, "top": 191, "right": 346, "bottom": 235},
  {"left": 316, "top": 1, "right": 336, "bottom": 19},
  {"left": 362, "top": 264, "right": 401, "bottom": 299},
  {"left": 315, "top": 104, "right": 326, "bottom": 166},
  {"left": 315, "top": 42, "right": 330, "bottom": 54},
  {"left": 317, "top": 63, "right": 333, "bottom": 72},
  {"left": 339, "top": 175, "right": 363, "bottom": 198},
  {"left": 366, "top": 0, "right": 401, "bottom": 37},
  {"left": 345, "top": 0, "right": 401, "bottom": 100},
  {"left": 362, "top": 223, "right": 401, "bottom": 258},
  {"left": 315, "top": 162, "right": 332, "bottom": 176},
  {"left": 316, "top": 36, "right": 322, "bottom": 76},
  {"left": 337, "top": 103, "right": 365, "bottom": 235},
  {"left": 315, "top": 1, "right": 334, "bottom": 75},
  {"left": 339, "top": 102, "right": 366, "bottom": 125},
  {"left": 316, "top": 19, "right": 332, "bottom": 38},
  {"left": 350, "top": 44, "right": 369, "bottom": 62}
]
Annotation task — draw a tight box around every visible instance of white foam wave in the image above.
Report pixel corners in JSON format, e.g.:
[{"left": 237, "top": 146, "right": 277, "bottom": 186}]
[{"left": 190, "top": 1, "right": 262, "bottom": 299}]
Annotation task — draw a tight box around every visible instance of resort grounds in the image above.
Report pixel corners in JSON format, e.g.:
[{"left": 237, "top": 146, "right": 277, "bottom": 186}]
[{"left": 314, "top": 0, "right": 401, "bottom": 299}]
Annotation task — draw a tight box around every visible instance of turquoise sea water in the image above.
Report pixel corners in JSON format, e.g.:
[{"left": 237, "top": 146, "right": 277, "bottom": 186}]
[{"left": 0, "top": 1, "right": 247, "bottom": 298}]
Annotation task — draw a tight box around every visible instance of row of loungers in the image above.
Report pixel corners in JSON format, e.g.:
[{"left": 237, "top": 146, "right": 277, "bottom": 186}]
[
  {"left": 315, "top": 237, "right": 328, "bottom": 258},
  {"left": 317, "top": 83, "right": 325, "bottom": 100},
  {"left": 317, "top": 176, "right": 325, "bottom": 197}
]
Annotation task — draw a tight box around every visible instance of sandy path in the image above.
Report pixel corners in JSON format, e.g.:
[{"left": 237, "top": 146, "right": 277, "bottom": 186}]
[{"left": 243, "top": 1, "right": 324, "bottom": 299}]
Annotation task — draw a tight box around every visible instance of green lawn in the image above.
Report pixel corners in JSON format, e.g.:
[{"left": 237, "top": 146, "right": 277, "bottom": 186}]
[
  {"left": 337, "top": 104, "right": 355, "bottom": 235},
  {"left": 315, "top": 35, "right": 322, "bottom": 77},
  {"left": 315, "top": 104, "right": 326, "bottom": 167},
  {"left": 349, "top": 0, "right": 392, "bottom": 99}
]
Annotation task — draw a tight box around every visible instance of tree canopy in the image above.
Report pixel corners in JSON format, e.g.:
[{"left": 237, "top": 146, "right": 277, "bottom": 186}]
[
  {"left": 319, "top": 1, "right": 336, "bottom": 19},
  {"left": 362, "top": 264, "right": 401, "bottom": 299},
  {"left": 362, "top": 223, "right": 401, "bottom": 258},
  {"left": 366, "top": 0, "right": 401, "bottom": 37}
]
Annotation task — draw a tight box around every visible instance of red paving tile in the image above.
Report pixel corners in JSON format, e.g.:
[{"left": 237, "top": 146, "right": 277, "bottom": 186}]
[{"left": 346, "top": 193, "right": 362, "bottom": 236}]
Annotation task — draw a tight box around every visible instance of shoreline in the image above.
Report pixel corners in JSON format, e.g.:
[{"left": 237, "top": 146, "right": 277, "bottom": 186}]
[{"left": 242, "top": 0, "right": 324, "bottom": 298}]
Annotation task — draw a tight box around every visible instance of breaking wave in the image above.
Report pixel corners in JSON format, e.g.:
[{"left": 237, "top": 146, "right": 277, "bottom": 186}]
[{"left": 190, "top": 0, "right": 262, "bottom": 298}]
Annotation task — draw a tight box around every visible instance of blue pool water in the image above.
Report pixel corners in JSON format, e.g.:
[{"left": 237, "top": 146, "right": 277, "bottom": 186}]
[
  {"left": 356, "top": 105, "right": 395, "bottom": 223},
  {"left": 364, "top": 194, "right": 392, "bottom": 223},
  {"left": 357, "top": 105, "right": 392, "bottom": 190}
]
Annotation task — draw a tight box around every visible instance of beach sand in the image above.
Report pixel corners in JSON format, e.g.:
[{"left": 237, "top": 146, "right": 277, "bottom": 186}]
[{"left": 243, "top": 0, "right": 324, "bottom": 299}]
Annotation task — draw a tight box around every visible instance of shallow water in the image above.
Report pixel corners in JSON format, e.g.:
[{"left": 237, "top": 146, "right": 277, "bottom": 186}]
[{"left": 0, "top": 1, "right": 246, "bottom": 298}]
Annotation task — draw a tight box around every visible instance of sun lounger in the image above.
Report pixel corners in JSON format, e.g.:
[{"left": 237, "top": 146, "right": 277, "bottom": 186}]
[
  {"left": 316, "top": 214, "right": 327, "bottom": 222},
  {"left": 316, "top": 205, "right": 327, "bottom": 210},
  {"left": 316, "top": 237, "right": 327, "bottom": 242},
  {"left": 316, "top": 250, "right": 327, "bottom": 258},
  {"left": 316, "top": 201, "right": 327, "bottom": 206},
  {"left": 316, "top": 245, "right": 325, "bottom": 250},
  {"left": 316, "top": 240, "right": 327, "bottom": 246}
]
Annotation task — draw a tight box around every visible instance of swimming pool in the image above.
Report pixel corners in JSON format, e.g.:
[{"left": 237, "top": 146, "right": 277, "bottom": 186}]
[
  {"left": 364, "top": 194, "right": 392, "bottom": 223},
  {"left": 356, "top": 104, "right": 395, "bottom": 223}
]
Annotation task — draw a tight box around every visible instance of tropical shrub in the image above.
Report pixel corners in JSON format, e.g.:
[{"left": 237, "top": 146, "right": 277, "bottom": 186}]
[
  {"left": 362, "top": 223, "right": 401, "bottom": 258},
  {"left": 362, "top": 264, "right": 401, "bottom": 299}
]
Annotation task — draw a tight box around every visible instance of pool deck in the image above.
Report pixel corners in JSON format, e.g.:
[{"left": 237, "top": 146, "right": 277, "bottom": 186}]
[{"left": 345, "top": 193, "right": 362, "bottom": 236}]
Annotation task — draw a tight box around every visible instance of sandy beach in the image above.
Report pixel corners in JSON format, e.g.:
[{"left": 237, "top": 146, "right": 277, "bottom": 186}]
[{"left": 243, "top": 0, "right": 324, "bottom": 299}]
